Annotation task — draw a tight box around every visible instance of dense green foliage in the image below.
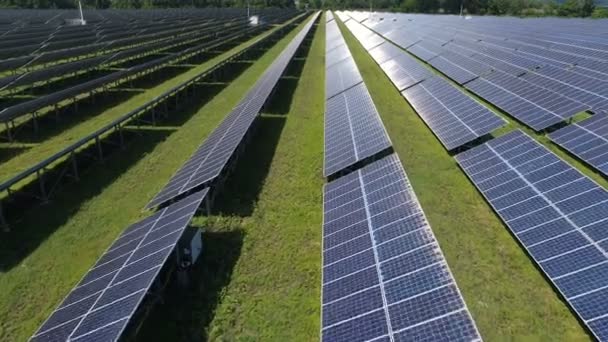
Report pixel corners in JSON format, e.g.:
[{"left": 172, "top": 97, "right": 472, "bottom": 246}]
[
  {"left": 0, "top": 0, "right": 603, "bottom": 16},
  {"left": 307, "top": 0, "right": 600, "bottom": 17}
]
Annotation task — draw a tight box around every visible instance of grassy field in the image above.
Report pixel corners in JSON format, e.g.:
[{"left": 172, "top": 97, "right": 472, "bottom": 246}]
[
  {"left": 0, "top": 14, "right": 322, "bottom": 341},
  {"left": 336, "top": 15, "right": 592, "bottom": 341}
]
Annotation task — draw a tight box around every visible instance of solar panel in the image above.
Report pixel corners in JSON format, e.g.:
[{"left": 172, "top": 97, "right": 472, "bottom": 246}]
[
  {"left": 465, "top": 71, "right": 589, "bottom": 131},
  {"left": 325, "top": 57, "right": 363, "bottom": 100},
  {"left": 146, "top": 101, "right": 258, "bottom": 210},
  {"left": 30, "top": 189, "right": 208, "bottom": 342},
  {"left": 522, "top": 65, "right": 608, "bottom": 111},
  {"left": 324, "top": 83, "right": 392, "bottom": 177},
  {"left": 379, "top": 51, "right": 432, "bottom": 91},
  {"left": 385, "top": 29, "right": 421, "bottom": 50},
  {"left": 321, "top": 154, "right": 481, "bottom": 342},
  {"left": 345, "top": 21, "right": 385, "bottom": 51},
  {"left": 428, "top": 51, "right": 490, "bottom": 85},
  {"left": 326, "top": 44, "right": 352, "bottom": 68},
  {"left": 326, "top": 22, "right": 345, "bottom": 51},
  {"left": 402, "top": 76, "right": 506, "bottom": 150},
  {"left": 469, "top": 50, "right": 536, "bottom": 77},
  {"left": 406, "top": 40, "right": 443, "bottom": 61},
  {"left": 146, "top": 13, "right": 319, "bottom": 209},
  {"left": 455, "top": 130, "right": 608, "bottom": 341},
  {"left": 549, "top": 113, "right": 608, "bottom": 177},
  {"left": 368, "top": 42, "right": 402, "bottom": 65}
]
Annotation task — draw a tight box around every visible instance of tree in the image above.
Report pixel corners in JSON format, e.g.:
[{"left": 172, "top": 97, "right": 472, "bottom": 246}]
[
  {"left": 592, "top": 7, "right": 608, "bottom": 17},
  {"left": 558, "top": 0, "right": 595, "bottom": 17}
]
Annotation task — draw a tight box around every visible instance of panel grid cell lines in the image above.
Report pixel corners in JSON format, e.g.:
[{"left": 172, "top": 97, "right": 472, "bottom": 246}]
[
  {"left": 455, "top": 130, "right": 608, "bottom": 341},
  {"left": 466, "top": 71, "right": 590, "bottom": 131},
  {"left": 402, "top": 76, "right": 506, "bottom": 150},
  {"left": 326, "top": 57, "right": 364, "bottom": 100},
  {"left": 549, "top": 113, "right": 608, "bottom": 177},
  {"left": 324, "top": 83, "right": 392, "bottom": 177},
  {"left": 145, "top": 13, "right": 319, "bottom": 209},
  {"left": 384, "top": 55, "right": 431, "bottom": 91},
  {"left": 321, "top": 154, "right": 481, "bottom": 342},
  {"left": 30, "top": 189, "right": 209, "bottom": 342}
]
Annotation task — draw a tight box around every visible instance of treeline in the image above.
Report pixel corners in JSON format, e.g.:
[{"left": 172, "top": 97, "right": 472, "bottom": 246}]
[
  {"left": 0, "top": 0, "right": 294, "bottom": 9},
  {"left": 312, "top": 0, "right": 608, "bottom": 18},
  {"left": 0, "top": 0, "right": 606, "bottom": 18}
]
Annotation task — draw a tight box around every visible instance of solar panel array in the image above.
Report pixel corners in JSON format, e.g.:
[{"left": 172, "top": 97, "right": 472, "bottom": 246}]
[
  {"left": 455, "top": 130, "right": 608, "bottom": 341},
  {"left": 466, "top": 71, "right": 589, "bottom": 131},
  {"left": 0, "top": 12, "right": 301, "bottom": 124},
  {"left": 429, "top": 51, "right": 491, "bottom": 85},
  {"left": 348, "top": 24, "right": 432, "bottom": 92},
  {"left": 324, "top": 17, "right": 392, "bottom": 177},
  {"left": 146, "top": 12, "right": 319, "bottom": 209},
  {"left": 30, "top": 189, "right": 209, "bottom": 342},
  {"left": 402, "top": 76, "right": 506, "bottom": 150},
  {"left": 0, "top": 8, "right": 298, "bottom": 67},
  {"left": 549, "top": 113, "right": 608, "bottom": 176},
  {"left": 326, "top": 57, "right": 364, "bottom": 100},
  {"left": 340, "top": 11, "right": 607, "bottom": 131},
  {"left": 324, "top": 83, "right": 392, "bottom": 177},
  {"left": 321, "top": 153, "right": 481, "bottom": 342},
  {"left": 340, "top": 19, "right": 505, "bottom": 151}
]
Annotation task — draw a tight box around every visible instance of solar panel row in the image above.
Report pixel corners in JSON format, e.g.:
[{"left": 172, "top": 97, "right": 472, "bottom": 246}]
[
  {"left": 351, "top": 24, "right": 431, "bottom": 91},
  {"left": 465, "top": 70, "right": 589, "bottom": 131},
  {"left": 340, "top": 18, "right": 505, "bottom": 151},
  {"left": 343, "top": 11, "right": 605, "bottom": 132},
  {"left": 323, "top": 18, "right": 392, "bottom": 178},
  {"left": 147, "top": 12, "right": 320, "bottom": 209},
  {"left": 0, "top": 20, "right": 278, "bottom": 123},
  {"left": 402, "top": 76, "right": 506, "bottom": 150},
  {"left": 30, "top": 189, "right": 209, "bottom": 342},
  {"left": 428, "top": 51, "right": 491, "bottom": 85},
  {"left": 321, "top": 154, "right": 481, "bottom": 342},
  {"left": 549, "top": 113, "right": 608, "bottom": 177},
  {"left": 455, "top": 130, "right": 608, "bottom": 341}
]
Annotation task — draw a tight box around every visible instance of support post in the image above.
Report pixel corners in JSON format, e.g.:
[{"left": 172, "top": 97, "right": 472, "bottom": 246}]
[
  {"left": 32, "top": 112, "right": 39, "bottom": 133},
  {"left": 96, "top": 136, "right": 103, "bottom": 161},
  {"left": 37, "top": 169, "right": 48, "bottom": 202},
  {"left": 0, "top": 202, "right": 8, "bottom": 232},
  {"left": 118, "top": 125, "right": 125, "bottom": 148},
  {"left": 4, "top": 121, "right": 13, "bottom": 142},
  {"left": 71, "top": 153, "right": 79, "bottom": 181}
]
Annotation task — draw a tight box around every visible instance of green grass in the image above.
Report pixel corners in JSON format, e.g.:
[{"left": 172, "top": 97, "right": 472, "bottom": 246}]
[
  {"left": 336, "top": 16, "right": 592, "bottom": 341},
  {"left": 0, "top": 14, "right": 320, "bottom": 341}
]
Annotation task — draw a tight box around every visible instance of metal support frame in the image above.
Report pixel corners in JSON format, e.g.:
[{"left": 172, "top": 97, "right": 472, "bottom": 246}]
[
  {"left": 70, "top": 153, "right": 80, "bottom": 181},
  {"left": 0, "top": 202, "right": 9, "bottom": 232},
  {"left": 95, "top": 136, "right": 104, "bottom": 161},
  {"left": 36, "top": 169, "right": 48, "bottom": 202}
]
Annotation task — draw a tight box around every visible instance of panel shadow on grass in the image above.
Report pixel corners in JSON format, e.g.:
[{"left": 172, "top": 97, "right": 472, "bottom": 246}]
[
  {"left": 211, "top": 38, "right": 313, "bottom": 215},
  {"left": 134, "top": 229, "right": 244, "bottom": 342},
  {"left": 0, "top": 128, "right": 174, "bottom": 271},
  {"left": 212, "top": 114, "right": 286, "bottom": 217},
  {"left": 0, "top": 145, "right": 30, "bottom": 164}
]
